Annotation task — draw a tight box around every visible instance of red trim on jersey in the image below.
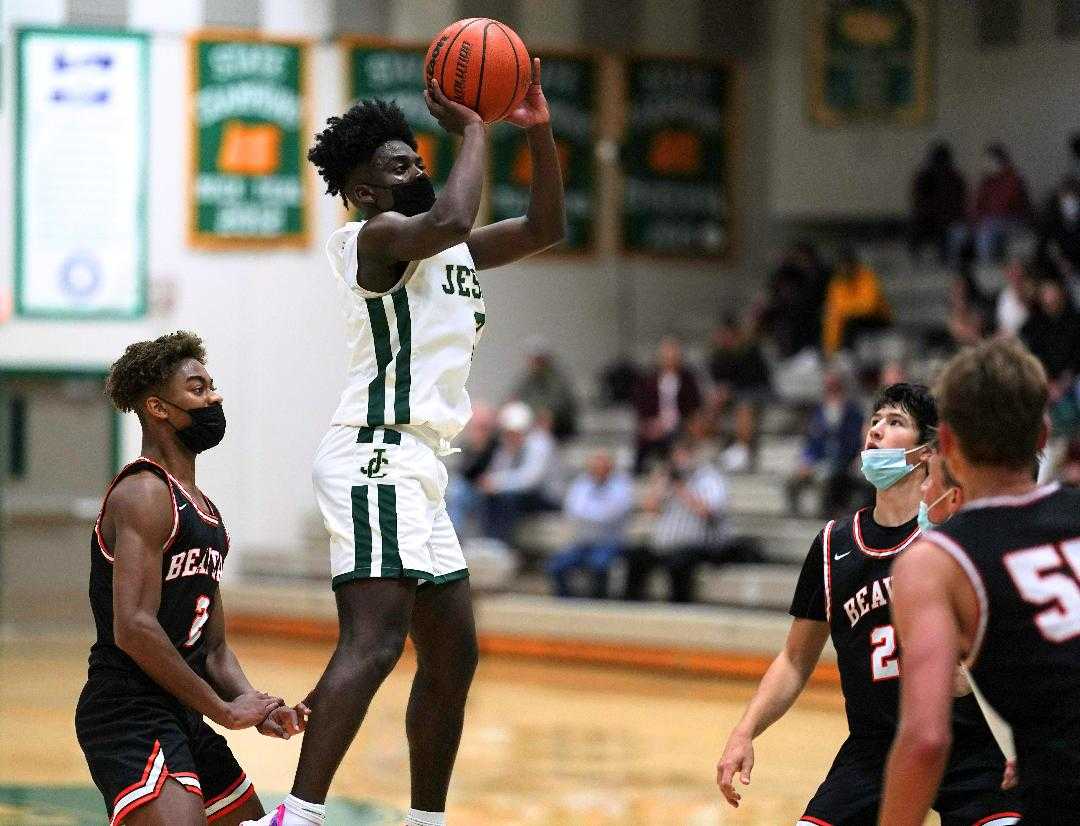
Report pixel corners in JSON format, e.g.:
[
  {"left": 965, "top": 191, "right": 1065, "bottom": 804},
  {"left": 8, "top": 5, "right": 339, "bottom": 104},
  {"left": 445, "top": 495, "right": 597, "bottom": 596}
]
[
  {"left": 204, "top": 772, "right": 247, "bottom": 807},
  {"left": 205, "top": 775, "right": 256, "bottom": 823},
  {"left": 971, "top": 813, "right": 1022, "bottom": 826},
  {"left": 852, "top": 509, "right": 920, "bottom": 558},
  {"left": 167, "top": 475, "right": 220, "bottom": 526},
  {"left": 822, "top": 520, "right": 835, "bottom": 622},
  {"left": 962, "top": 482, "right": 1060, "bottom": 512},
  {"left": 96, "top": 458, "right": 180, "bottom": 563},
  {"left": 798, "top": 816, "right": 834, "bottom": 826},
  {"left": 922, "top": 530, "right": 990, "bottom": 667},
  {"left": 169, "top": 771, "right": 204, "bottom": 797}
]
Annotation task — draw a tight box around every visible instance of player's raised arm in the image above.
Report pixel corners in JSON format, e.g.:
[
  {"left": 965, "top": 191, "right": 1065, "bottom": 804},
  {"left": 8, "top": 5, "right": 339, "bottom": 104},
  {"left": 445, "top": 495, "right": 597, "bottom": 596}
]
[
  {"left": 717, "top": 617, "right": 830, "bottom": 807},
  {"left": 356, "top": 82, "right": 486, "bottom": 272},
  {"left": 110, "top": 474, "right": 282, "bottom": 730},
  {"left": 466, "top": 58, "right": 567, "bottom": 270},
  {"left": 879, "top": 541, "right": 965, "bottom": 825}
]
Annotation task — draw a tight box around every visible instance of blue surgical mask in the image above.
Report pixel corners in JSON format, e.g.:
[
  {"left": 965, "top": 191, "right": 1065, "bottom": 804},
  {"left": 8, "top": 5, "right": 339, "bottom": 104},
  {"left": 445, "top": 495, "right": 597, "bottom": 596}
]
[
  {"left": 917, "top": 488, "right": 956, "bottom": 532},
  {"left": 860, "top": 446, "right": 927, "bottom": 490}
]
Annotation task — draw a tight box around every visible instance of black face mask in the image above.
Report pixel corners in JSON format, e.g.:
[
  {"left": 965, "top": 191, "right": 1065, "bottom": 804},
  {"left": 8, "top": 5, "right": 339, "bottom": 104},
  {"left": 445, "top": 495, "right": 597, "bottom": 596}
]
[
  {"left": 378, "top": 175, "right": 436, "bottom": 217},
  {"left": 160, "top": 399, "right": 226, "bottom": 454}
]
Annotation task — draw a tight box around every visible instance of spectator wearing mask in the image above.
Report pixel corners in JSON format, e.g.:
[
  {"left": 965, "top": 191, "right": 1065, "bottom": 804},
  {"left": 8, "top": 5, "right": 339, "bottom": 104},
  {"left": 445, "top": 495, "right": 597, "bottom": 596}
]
[
  {"left": 445, "top": 401, "right": 499, "bottom": 537},
  {"left": 632, "top": 337, "right": 702, "bottom": 473},
  {"left": 972, "top": 142, "right": 1032, "bottom": 263},
  {"left": 625, "top": 437, "right": 730, "bottom": 604},
  {"left": 1036, "top": 180, "right": 1080, "bottom": 305},
  {"left": 509, "top": 337, "right": 579, "bottom": 442},
  {"left": 995, "top": 258, "right": 1035, "bottom": 337},
  {"left": 785, "top": 369, "right": 865, "bottom": 518},
  {"left": 756, "top": 242, "right": 830, "bottom": 359},
  {"left": 909, "top": 141, "right": 968, "bottom": 263},
  {"left": 546, "top": 450, "right": 634, "bottom": 599},
  {"left": 820, "top": 247, "right": 892, "bottom": 358},
  {"left": 478, "top": 402, "right": 559, "bottom": 545}
]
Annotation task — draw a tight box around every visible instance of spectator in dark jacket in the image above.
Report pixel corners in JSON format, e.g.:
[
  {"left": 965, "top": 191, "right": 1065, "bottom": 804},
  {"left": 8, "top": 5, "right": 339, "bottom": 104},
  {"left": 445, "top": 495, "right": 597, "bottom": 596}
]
[
  {"left": 909, "top": 141, "right": 967, "bottom": 263},
  {"left": 1021, "top": 278, "right": 1080, "bottom": 395},
  {"left": 972, "top": 143, "right": 1032, "bottom": 262},
  {"left": 756, "top": 242, "right": 830, "bottom": 359},
  {"left": 785, "top": 369, "right": 866, "bottom": 518},
  {"left": 633, "top": 337, "right": 702, "bottom": 474},
  {"left": 1036, "top": 180, "right": 1080, "bottom": 305},
  {"left": 509, "top": 337, "right": 579, "bottom": 442}
]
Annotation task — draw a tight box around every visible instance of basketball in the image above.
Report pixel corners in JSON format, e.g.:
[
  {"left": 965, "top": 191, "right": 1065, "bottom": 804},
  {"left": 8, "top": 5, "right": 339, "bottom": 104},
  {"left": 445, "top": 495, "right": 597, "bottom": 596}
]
[{"left": 424, "top": 18, "right": 532, "bottom": 124}]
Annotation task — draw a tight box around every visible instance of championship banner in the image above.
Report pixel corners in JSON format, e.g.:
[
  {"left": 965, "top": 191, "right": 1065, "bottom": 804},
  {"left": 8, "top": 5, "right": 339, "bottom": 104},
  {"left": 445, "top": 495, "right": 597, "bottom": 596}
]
[
  {"left": 622, "top": 58, "right": 733, "bottom": 257},
  {"left": 190, "top": 33, "right": 308, "bottom": 248},
  {"left": 345, "top": 40, "right": 456, "bottom": 189},
  {"left": 489, "top": 53, "right": 596, "bottom": 252},
  {"left": 15, "top": 27, "right": 148, "bottom": 318},
  {"left": 808, "top": 0, "right": 932, "bottom": 126}
]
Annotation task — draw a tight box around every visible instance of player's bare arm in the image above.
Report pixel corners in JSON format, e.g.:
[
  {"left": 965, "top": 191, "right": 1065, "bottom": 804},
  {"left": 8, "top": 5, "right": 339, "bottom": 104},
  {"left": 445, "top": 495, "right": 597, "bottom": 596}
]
[
  {"left": 717, "top": 618, "right": 830, "bottom": 807},
  {"left": 467, "top": 59, "right": 567, "bottom": 270},
  {"left": 109, "top": 472, "right": 283, "bottom": 730},
  {"left": 879, "top": 541, "right": 974, "bottom": 825},
  {"left": 356, "top": 81, "right": 485, "bottom": 289},
  {"left": 201, "top": 586, "right": 309, "bottom": 739}
]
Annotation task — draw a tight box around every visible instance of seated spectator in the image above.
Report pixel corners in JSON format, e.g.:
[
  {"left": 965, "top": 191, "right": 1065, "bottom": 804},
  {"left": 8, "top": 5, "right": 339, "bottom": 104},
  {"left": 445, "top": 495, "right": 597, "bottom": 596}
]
[
  {"left": 509, "top": 337, "right": 578, "bottom": 442},
  {"left": 995, "top": 258, "right": 1035, "bottom": 337},
  {"left": 545, "top": 449, "right": 634, "bottom": 599},
  {"left": 972, "top": 142, "right": 1032, "bottom": 263},
  {"left": 909, "top": 141, "right": 967, "bottom": 264},
  {"left": 708, "top": 314, "right": 772, "bottom": 398},
  {"left": 821, "top": 247, "right": 892, "bottom": 358},
  {"left": 598, "top": 354, "right": 642, "bottom": 406},
  {"left": 785, "top": 368, "right": 866, "bottom": 518},
  {"left": 445, "top": 402, "right": 498, "bottom": 538},
  {"left": 1036, "top": 180, "right": 1080, "bottom": 304},
  {"left": 1021, "top": 278, "right": 1080, "bottom": 416},
  {"left": 478, "top": 402, "right": 559, "bottom": 545},
  {"left": 947, "top": 273, "right": 992, "bottom": 347},
  {"left": 756, "top": 242, "right": 829, "bottom": 359},
  {"left": 632, "top": 337, "right": 702, "bottom": 473},
  {"left": 624, "top": 437, "right": 730, "bottom": 604}
]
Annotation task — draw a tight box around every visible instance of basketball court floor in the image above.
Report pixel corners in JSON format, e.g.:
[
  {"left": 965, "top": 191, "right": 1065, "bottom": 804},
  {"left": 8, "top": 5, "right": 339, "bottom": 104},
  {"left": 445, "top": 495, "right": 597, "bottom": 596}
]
[{"left": 0, "top": 628, "right": 950, "bottom": 825}]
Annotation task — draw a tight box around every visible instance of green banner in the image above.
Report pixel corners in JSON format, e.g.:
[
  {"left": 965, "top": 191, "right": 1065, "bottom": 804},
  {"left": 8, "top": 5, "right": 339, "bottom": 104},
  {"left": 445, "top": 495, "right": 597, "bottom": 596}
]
[
  {"left": 489, "top": 54, "right": 596, "bottom": 251},
  {"left": 190, "top": 35, "right": 307, "bottom": 247},
  {"left": 622, "top": 58, "right": 732, "bottom": 257},
  {"left": 809, "top": 0, "right": 932, "bottom": 126},
  {"left": 346, "top": 41, "right": 455, "bottom": 188}
]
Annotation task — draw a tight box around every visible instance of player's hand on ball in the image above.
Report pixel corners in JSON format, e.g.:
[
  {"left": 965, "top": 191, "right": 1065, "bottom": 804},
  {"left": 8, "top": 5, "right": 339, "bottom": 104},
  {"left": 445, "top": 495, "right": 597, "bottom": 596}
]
[
  {"left": 424, "top": 79, "right": 483, "bottom": 136},
  {"left": 503, "top": 59, "right": 550, "bottom": 129},
  {"left": 716, "top": 732, "right": 755, "bottom": 808},
  {"left": 257, "top": 700, "right": 311, "bottom": 740},
  {"left": 221, "top": 690, "right": 284, "bottom": 730}
]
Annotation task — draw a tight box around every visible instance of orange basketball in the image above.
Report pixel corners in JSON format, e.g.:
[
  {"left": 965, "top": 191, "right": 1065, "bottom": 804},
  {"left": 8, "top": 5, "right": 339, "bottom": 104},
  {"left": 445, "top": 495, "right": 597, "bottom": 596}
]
[{"left": 424, "top": 18, "right": 532, "bottom": 124}]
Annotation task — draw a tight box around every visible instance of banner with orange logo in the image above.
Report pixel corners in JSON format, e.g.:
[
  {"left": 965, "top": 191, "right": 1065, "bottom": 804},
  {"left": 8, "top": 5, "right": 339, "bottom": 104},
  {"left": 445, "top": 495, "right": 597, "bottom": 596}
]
[
  {"left": 489, "top": 53, "right": 596, "bottom": 252},
  {"left": 189, "top": 33, "right": 308, "bottom": 248},
  {"left": 622, "top": 58, "right": 734, "bottom": 257}
]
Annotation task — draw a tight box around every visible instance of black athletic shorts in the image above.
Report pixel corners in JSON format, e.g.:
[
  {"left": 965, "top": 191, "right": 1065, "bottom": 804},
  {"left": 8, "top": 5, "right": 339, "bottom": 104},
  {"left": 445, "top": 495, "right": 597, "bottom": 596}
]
[
  {"left": 799, "top": 735, "right": 1021, "bottom": 826},
  {"left": 75, "top": 675, "right": 256, "bottom": 825}
]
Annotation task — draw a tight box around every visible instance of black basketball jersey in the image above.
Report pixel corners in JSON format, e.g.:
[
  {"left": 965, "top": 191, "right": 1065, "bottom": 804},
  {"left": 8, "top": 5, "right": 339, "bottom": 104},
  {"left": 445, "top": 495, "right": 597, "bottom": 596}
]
[
  {"left": 86, "top": 458, "right": 229, "bottom": 692},
  {"left": 925, "top": 482, "right": 1080, "bottom": 796},
  {"left": 791, "top": 508, "right": 998, "bottom": 748}
]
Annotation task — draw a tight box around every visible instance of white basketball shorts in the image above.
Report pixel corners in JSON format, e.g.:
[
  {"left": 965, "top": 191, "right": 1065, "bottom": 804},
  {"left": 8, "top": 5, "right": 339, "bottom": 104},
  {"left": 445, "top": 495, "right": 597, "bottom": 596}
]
[{"left": 312, "top": 425, "right": 468, "bottom": 590}]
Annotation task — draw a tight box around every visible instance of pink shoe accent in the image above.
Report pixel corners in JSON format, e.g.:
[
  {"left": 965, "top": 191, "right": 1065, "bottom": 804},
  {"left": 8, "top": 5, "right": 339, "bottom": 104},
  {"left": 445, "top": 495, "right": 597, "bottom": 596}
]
[{"left": 273, "top": 804, "right": 286, "bottom": 825}]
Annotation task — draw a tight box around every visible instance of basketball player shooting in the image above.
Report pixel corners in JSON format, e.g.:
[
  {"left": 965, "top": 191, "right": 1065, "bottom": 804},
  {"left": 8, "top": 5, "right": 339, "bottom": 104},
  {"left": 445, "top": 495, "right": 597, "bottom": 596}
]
[
  {"left": 244, "top": 57, "right": 565, "bottom": 826},
  {"left": 881, "top": 338, "right": 1080, "bottom": 824},
  {"left": 75, "top": 332, "right": 307, "bottom": 826}
]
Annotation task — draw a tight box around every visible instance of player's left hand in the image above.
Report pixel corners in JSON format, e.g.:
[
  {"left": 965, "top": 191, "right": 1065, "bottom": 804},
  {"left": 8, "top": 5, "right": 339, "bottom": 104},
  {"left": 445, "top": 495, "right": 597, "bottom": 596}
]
[
  {"left": 257, "top": 701, "right": 312, "bottom": 740},
  {"left": 503, "top": 59, "right": 549, "bottom": 129},
  {"left": 1001, "top": 759, "right": 1018, "bottom": 790}
]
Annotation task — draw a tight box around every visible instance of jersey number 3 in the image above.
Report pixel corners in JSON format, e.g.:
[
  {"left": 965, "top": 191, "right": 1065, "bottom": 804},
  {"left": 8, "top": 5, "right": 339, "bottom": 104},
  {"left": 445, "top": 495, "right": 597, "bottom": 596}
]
[
  {"left": 870, "top": 624, "right": 900, "bottom": 681},
  {"left": 1004, "top": 539, "right": 1080, "bottom": 643},
  {"left": 184, "top": 595, "right": 212, "bottom": 647}
]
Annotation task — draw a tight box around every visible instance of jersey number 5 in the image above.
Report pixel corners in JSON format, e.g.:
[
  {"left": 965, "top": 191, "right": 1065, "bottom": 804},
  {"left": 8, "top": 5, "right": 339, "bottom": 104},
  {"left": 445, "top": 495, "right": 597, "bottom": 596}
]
[
  {"left": 870, "top": 624, "right": 900, "bottom": 681},
  {"left": 184, "top": 595, "right": 212, "bottom": 647},
  {"left": 1004, "top": 539, "right": 1080, "bottom": 643}
]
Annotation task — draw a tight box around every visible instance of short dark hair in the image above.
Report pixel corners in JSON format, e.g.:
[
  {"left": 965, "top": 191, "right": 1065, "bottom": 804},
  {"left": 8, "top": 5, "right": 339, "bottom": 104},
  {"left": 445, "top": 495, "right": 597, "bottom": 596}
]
[
  {"left": 871, "top": 382, "right": 939, "bottom": 445},
  {"left": 935, "top": 338, "right": 1047, "bottom": 470},
  {"left": 307, "top": 99, "right": 416, "bottom": 207},
  {"left": 105, "top": 331, "right": 206, "bottom": 414}
]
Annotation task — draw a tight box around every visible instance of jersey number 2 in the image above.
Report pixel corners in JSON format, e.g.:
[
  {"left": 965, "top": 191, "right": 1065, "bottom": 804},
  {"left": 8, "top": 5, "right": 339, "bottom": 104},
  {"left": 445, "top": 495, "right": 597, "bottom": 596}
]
[
  {"left": 1004, "top": 539, "right": 1080, "bottom": 643},
  {"left": 184, "top": 595, "right": 211, "bottom": 647},
  {"left": 870, "top": 624, "right": 900, "bottom": 681}
]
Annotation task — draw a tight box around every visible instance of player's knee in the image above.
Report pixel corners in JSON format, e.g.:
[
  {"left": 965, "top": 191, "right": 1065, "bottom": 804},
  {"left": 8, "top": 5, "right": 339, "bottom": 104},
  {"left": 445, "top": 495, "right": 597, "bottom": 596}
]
[{"left": 366, "top": 633, "right": 408, "bottom": 680}]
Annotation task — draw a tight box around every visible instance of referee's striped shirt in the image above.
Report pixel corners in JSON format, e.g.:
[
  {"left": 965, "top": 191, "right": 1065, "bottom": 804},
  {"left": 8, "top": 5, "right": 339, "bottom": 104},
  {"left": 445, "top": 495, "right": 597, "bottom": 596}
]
[{"left": 651, "top": 463, "right": 729, "bottom": 552}]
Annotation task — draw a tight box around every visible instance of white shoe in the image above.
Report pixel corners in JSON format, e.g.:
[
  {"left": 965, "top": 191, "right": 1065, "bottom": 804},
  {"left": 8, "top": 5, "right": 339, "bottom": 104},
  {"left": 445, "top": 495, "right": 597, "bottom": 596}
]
[{"left": 241, "top": 803, "right": 286, "bottom": 826}]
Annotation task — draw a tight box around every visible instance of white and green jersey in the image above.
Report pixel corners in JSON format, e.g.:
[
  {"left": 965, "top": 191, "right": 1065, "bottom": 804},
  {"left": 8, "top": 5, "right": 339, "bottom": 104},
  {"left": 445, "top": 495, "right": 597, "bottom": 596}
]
[{"left": 324, "top": 221, "right": 486, "bottom": 444}]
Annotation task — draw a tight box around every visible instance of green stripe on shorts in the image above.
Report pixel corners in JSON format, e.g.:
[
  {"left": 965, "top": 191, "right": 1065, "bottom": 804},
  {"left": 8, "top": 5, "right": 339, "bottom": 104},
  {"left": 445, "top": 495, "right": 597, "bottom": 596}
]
[
  {"left": 377, "top": 484, "right": 401, "bottom": 575},
  {"left": 351, "top": 485, "right": 372, "bottom": 575},
  {"left": 357, "top": 427, "right": 401, "bottom": 444},
  {"left": 391, "top": 289, "right": 412, "bottom": 423}
]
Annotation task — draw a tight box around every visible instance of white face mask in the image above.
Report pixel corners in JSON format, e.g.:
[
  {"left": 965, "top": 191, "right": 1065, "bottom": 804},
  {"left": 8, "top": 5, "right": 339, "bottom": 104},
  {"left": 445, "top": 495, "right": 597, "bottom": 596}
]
[{"left": 917, "top": 488, "right": 956, "bottom": 532}]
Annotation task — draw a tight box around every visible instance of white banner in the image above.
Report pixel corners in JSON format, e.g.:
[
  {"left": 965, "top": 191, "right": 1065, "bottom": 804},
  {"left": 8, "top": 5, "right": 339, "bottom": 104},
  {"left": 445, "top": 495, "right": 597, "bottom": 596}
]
[{"left": 15, "top": 28, "right": 148, "bottom": 318}]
